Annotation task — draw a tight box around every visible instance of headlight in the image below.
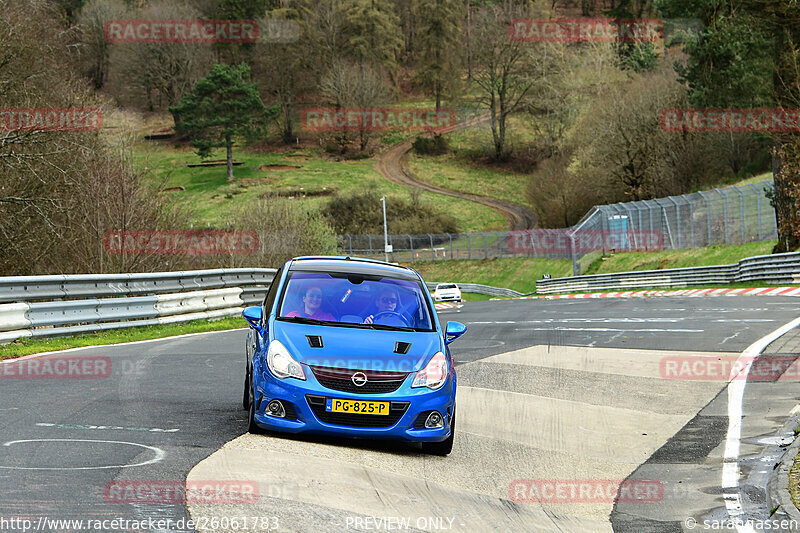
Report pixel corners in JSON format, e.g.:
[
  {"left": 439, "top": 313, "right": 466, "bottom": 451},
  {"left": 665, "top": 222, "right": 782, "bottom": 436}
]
[
  {"left": 412, "top": 352, "right": 448, "bottom": 390},
  {"left": 267, "top": 340, "right": 306, "bottom": 380}
]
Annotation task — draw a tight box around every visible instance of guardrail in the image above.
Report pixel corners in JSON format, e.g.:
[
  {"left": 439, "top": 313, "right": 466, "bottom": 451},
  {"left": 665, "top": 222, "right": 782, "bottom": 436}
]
[
  {"left": 536, "top": 252, "right": 800, "bottom": 294},
  {"left": 0, "top": 269, "right": 276, "bottom": 344},
  {"left": 426, "top": 282, "right": 526, "bottom": 298}
]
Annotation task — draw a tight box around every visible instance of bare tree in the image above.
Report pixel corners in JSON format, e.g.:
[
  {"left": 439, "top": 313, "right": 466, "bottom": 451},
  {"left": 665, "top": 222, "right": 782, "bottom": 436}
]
[
  {"left": 319, "top": 61, "right": 390, "bottom": 152},
  {"left": 77, "top": 0, "right": 127, "bottom": 89},
  {"left": 108, "top": 1, "right": 213, "bottom": 112},
  {"left": 471, "top": 4, "right": 539, "bottom": 161}
]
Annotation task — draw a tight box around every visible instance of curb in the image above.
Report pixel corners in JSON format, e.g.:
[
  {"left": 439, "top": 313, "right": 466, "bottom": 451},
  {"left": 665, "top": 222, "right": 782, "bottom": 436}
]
[
  {"left": 492, "top": 286, "right": 800, "bottom": 300},
  {"left": 771, "top": 420, "right": 800, "bottom": 530}
]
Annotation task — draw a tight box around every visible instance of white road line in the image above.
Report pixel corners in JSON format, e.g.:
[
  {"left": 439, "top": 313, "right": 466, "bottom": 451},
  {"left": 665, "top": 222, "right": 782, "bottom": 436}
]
[
  {"left": 0, "top": 438, "right": 165, "bottom": 470},
  {"left": 515, "top": 327, "right": 704, "bottom": 333},
  {"left": 722, "top": 316, "right": 800, "bottom": 532}
]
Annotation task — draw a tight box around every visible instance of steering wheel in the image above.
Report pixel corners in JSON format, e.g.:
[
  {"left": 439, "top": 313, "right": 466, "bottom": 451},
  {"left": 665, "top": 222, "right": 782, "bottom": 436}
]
[{"left": 372, "top": 311, "right": 412, "bottom": 327}]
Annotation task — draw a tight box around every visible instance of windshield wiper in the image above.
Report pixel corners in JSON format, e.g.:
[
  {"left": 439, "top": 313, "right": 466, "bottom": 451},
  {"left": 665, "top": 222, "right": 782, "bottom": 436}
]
[{"left": 277, "top": 316, "right": 331, "bottom": 326}]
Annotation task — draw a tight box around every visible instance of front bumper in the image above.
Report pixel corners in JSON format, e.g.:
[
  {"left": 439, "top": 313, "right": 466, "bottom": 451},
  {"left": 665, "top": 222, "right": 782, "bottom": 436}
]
[
  {"left": 251, "top": 368, "right": 455, "bottom": 442},
  {"left": 434, "top": 293, "right": 462, "bottom": 302}
]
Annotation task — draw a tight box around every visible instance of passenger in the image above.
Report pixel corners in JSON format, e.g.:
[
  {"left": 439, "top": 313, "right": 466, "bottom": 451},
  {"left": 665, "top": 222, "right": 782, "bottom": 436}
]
[
  {"left": 364, "top": 288, "right": 400, "bottom": 324},
  {"left": 285, "top": 286, "right": 336, "bottom": 321}
]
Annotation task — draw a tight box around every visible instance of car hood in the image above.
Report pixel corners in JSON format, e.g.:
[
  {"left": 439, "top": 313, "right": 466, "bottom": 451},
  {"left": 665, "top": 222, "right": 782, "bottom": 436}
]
[{"left": 273, "top": 321, "right": 441, "bottom": 374}]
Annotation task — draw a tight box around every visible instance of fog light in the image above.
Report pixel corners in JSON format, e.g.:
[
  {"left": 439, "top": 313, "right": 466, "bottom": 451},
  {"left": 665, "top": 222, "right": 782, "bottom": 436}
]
[
  {"left": 266, "top": 400, "right": 286, "bottom": 418},
  {"left": 425, "top": 411, "right": 444, "bottom": 428}
]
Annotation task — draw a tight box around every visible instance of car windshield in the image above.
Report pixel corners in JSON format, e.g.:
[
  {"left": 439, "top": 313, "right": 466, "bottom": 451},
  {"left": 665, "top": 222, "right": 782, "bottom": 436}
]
[
  {"left": 438, "top": 284, "right": 457, "bottom": 289},
  {"left": 277, "top": 270, "right": 434, "bottom": 331}
]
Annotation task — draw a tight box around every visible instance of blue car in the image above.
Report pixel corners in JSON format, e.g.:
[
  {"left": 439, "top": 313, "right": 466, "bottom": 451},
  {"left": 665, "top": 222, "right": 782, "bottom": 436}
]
[{"left": 241, "top": 256, "right": 466, "bottom": 455}]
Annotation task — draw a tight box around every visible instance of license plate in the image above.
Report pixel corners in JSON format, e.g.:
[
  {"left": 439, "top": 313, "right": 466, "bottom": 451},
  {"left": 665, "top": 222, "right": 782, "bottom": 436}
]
[{"left": 325, "top": 398, "right": 389, "bottom": 416}]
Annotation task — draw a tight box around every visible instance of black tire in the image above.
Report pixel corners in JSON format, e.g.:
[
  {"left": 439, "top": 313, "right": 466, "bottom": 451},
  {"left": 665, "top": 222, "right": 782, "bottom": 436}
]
[
  {"left": 242, "top": 367, "right": 250, "bottom": 411},
  {"left": 247, "top": 377, "right": 262, "bottom": 434},
  {"left": 422, "top": 407, "right": 455, "bottom": 456}
]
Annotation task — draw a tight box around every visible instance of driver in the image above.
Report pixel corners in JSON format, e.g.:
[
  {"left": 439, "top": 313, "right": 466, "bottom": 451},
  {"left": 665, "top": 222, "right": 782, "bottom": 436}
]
[
  {"left": 363, "top": 288, "right": 399, "bottom": 324},
  {"left": 285, "top": 285, "right": 336, "bottom": 322}
]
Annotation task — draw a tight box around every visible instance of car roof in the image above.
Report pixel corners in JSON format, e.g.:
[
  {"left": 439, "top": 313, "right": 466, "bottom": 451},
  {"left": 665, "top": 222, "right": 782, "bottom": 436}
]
[{"left": 287, "top": 256, "right": 421, "bottom": 281}]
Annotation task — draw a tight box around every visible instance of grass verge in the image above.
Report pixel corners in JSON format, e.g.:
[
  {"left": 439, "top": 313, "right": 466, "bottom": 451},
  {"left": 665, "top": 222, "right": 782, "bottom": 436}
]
[
  {"left": 0, "top": 316, "right": 246, "bottom": 360},
  {"left": 409, "top": 257, "right": 573, "bottom": 294},
  {"left": 584, "top": 241, "right": 776, "bottom": 275},
  {"left": 789, "top": 438, "right": 800, "bottom": 511}
]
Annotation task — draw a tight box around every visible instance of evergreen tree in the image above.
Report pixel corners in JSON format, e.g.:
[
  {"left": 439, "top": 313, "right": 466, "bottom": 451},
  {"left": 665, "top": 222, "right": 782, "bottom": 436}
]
[{"left": 412, "top": 0, "right": 464, "bottom": 110}]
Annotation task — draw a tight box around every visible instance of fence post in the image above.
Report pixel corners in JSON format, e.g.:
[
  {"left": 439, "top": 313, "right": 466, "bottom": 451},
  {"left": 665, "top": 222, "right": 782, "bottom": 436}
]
[
  {"left": 347, "top": 234, "right": 353, "bottom": 256},
  {"left": 669, "top": 196, "right": 681, "bottom": 249},
  {"left": 368, "top": 234, "right": 373, "bottom": 257},
  {"left": 408, "top": 234, "right": 414, "bottom": 261},
  {"left": 498, "top": 231, "right": 503, "bottom": 256},
  {"left": 715, "top": 188, "right": 729, "bottom": 244},
  {"left": 428, "top": 233, "right": 435, "bottom": 260},
  {"left": 467, "top": 233, "right": 471, "bottom": 259},
  {"left": 449, "top": 233, "right": 453, "bottom": 259},
  {"left": 482, "top": 232, "right": 488, "bottom": 258},
  {"left": 682, "top": 195, "right": 695, "bottom": 248},
  {"left": 732, "top": 186, "right": 745, "bottom": 243},
  {"left": 698, "top": 191, "right": 712, "bottom": 245},
  {"left": 749, "top": 183, "right": 763, "bottom": 241},
  {"left": 569, "top": 233, "right": 579, "bottom": 275}
]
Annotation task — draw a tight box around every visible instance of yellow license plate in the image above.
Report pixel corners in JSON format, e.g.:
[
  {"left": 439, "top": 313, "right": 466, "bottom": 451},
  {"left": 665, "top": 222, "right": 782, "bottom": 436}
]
[{"left": 325, "top": 398, "right": 389, "bottom": 415}]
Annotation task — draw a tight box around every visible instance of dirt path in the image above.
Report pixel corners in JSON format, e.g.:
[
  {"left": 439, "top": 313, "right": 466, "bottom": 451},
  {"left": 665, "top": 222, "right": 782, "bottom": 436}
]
[{"left": 375, "top": 114, "right": 537, "bottom": 230}]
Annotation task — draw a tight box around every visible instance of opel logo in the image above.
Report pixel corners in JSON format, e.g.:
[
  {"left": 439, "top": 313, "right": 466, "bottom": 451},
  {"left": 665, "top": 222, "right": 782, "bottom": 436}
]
[{"left": 351, "top": 372, "right": 368, "bottom": 387}]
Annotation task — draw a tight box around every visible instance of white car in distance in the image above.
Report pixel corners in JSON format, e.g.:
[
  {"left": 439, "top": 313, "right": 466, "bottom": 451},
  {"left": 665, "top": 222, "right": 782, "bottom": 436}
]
[{"left": 433, "top": 283, "right": 462, "bottom": 302}]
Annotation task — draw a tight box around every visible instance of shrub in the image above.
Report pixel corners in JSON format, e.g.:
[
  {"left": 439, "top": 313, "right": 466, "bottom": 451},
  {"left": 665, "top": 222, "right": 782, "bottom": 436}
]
[
  {"left": 322, "top": 190, "right": 458, "bottom": 236},
  {"left": 412, "top": 134, "right": 449, "bottom": 155}
]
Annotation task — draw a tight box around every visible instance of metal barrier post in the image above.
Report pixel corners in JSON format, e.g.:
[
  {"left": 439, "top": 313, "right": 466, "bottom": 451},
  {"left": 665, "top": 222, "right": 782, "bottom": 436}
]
[
  {"left": 428, "top": 234, "right": 435, "bottom": 260},
  {"left": 669, "top": 196, "right": 681, "bottom": 248},
  {"left": 482, "top": 232, "right": 488, "bottom": 259},
  {"left": 368, "top": 235, "right": 373, "bottom": 256},
  {"left": 715, "top": 188, "right": 729, "bottom": 244},
  {"left": 733, "top": 186, "right": 745, "bottom": 243},
  {"left": 698, "top": 191, "right": 712, "bottom": 245},
  {"left": 467, "top": 233, "right": 471, "bottom": 259},
  {"left": 750, "top": 183, "right": 763, "bottom": 240},
  {"left": 682, "top": 195, "right": 695, "bottom": 248},
  {"left": 449, "top": 233, "right": 453, "bottom": 259}
]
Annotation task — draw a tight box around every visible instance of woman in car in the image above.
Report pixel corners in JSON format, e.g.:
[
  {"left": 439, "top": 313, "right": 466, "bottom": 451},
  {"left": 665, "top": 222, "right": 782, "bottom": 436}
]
[{"left": 285, "top": 285, "right": 336, "bottom": 322}]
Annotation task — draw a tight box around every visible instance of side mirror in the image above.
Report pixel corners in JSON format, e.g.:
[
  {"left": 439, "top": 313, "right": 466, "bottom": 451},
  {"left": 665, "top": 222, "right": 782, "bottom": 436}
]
[
  {"left": 444, "top": 321, "right": 467, "bottom": 345},
  {"left": 242, "top": 306, "right": 263, "bottom": 330}
]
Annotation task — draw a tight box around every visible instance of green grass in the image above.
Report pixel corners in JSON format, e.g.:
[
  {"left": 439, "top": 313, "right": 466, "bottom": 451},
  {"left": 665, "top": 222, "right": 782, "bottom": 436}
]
[
  {"left": 0, "top": 316, "right": 246, "bottom": 360},
  {"left": 134, "top": 141, "right": 503, "bottom": 233},
  {"left": 584, "top": 241, "right": 776, "bottom": 275},
  {"left": 405, "top": 240, "right": 779, "bottom": 293},
  {"left": 408, "top": 257, "right": 573, "bottom": 294}
]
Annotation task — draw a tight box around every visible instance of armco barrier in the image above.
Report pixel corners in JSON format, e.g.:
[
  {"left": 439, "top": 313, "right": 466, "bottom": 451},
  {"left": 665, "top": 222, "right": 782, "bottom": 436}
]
[
  {"left": 0, "top": 269, "right": 276, "bottom": 344},
  {"left": 536, "top": 251, "right": 800, "bottom": 294}
]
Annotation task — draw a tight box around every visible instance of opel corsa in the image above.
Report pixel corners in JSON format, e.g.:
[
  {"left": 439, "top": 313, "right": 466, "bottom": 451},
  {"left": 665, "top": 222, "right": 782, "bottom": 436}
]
[{"left": 242, "top": 256, "right": 466, "bottom": 455}]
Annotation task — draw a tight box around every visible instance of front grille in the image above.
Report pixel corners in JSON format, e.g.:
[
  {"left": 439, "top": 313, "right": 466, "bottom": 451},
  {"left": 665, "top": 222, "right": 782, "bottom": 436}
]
[
  {"left": 310, "top": 365, "right": 408, "bottom": 394},
  {"left": 306, "top": 395, "right": 409, "bottom": 428}
]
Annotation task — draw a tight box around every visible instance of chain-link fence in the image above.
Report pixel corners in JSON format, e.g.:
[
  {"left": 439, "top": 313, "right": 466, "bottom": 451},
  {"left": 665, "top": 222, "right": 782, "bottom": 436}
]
[{"left": 338, "top": 180, "right": 777, "bottom": 274}]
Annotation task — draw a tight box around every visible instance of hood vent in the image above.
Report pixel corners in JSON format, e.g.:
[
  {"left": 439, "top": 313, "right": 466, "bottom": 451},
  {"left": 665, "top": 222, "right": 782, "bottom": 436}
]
[
  {"left": 306, "top": 335, "right": 323, "bottom": 348},
  {"left": 394, "top": 341, "right": 411, "bottom": 354}
]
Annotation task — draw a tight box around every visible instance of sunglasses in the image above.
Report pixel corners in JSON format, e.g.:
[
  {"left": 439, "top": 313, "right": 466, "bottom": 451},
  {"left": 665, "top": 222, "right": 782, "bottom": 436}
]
[{"left": 381, "top": 297, "right": 397, "bottom": 304}]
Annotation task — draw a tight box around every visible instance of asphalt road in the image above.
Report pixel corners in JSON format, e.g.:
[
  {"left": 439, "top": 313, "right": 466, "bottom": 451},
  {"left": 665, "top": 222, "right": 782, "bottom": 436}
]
[{"left": 1, "top": 295, "right": 799, "bottom": 532}]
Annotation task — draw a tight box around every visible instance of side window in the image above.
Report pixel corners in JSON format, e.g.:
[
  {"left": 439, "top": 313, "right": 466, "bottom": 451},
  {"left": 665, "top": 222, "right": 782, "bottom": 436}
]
[{"left": 261, "top": 267, "right": 283, "bottom": 326}]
